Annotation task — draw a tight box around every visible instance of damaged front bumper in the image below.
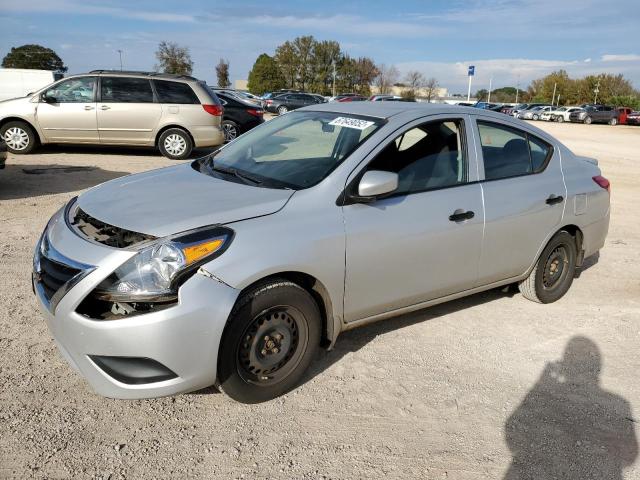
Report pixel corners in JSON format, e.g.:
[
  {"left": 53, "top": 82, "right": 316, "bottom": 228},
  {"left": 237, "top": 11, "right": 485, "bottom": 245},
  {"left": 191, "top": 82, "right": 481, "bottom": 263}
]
[{"left": 33, "top": 207, "right": 240, "bottom": 399}]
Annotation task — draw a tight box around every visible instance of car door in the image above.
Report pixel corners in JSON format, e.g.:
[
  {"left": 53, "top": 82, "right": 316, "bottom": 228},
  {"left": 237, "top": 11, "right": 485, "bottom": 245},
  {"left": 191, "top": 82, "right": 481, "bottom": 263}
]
[
  {"left": 343, "top": 115, "right": 484, "bottom": 322},
  {"left": 472, "top": 116, "right": 566, "bottom": 285},
  {"left": 97, "top": 76, "right": 162, "bottom": 145},
  {"left": 35, "top": 76, "right": 98, "bottom": 143}
]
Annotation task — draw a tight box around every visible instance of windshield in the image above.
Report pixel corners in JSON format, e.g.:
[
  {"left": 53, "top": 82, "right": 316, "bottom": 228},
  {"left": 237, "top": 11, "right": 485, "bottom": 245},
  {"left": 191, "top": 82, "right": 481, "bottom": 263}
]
[{"left": 200, "top": 111, "right": 383, "bottom": 189}]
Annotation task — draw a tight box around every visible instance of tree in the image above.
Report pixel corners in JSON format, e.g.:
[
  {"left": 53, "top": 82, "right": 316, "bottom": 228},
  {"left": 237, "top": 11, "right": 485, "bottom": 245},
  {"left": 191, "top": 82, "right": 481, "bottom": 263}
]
[
  {"left": 375, "top": 64, "right": 400, "bottom": 95},
  {"left": 247, "top": 54, "right": 285, "bottom": 94},
  {"left": 155, "top": 41, "right": 193, "bottom": 75},
  {"left": 403, "top": 70, "right": 425, "bottom": 98},
  {"left": 475, "top": 89, "right": 488, "bottom": 101},
  {"left": 423, "top": 77, "right": 439, "bottom": 101},
  {"left": 2, "top": 44, "right": 67, "bottom": 72},
  {"left": 215, "top": 58, "right": 230, "bottom": 87},
  {"left": 310, "top": 40, "right": 341, "bottom": 95},
  {"left": 274, "top": 41, "right": 299, "bottom": 89}
]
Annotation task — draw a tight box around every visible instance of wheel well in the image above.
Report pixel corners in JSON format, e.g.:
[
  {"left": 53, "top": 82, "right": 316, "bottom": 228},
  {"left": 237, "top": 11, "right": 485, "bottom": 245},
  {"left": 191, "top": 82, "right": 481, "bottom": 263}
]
[
  {"left": 0, "top": 117, "right": 42, "bottom": 143},
  {"left": 237, "top": 272, "right": 335, "bottom": 349},
  {"left": 558, "top": 224, "right": 584, "bottom": 266},
  {"left": 155, "top": 124, "right": 194, "bottom": 148}
]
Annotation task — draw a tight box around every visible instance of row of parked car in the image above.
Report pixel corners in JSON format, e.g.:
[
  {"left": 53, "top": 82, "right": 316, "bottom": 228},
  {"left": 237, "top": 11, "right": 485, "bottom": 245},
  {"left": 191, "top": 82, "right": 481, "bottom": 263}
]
[{"left": 495, "top": 103, "right": 638, "bottom": 126}]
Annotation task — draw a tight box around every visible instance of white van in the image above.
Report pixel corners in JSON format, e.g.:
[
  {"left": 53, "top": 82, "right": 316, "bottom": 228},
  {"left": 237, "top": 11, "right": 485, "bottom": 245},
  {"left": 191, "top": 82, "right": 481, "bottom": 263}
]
[{"left": 0, "top": 68, "right": 62, "bottom": 101}]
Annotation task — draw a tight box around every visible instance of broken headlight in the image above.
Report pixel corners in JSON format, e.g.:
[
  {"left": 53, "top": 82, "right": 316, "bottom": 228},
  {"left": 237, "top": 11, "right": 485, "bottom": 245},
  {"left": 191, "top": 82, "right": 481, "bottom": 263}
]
[{"left": 94, "top": 226, "right": 233, "bottom": 302}]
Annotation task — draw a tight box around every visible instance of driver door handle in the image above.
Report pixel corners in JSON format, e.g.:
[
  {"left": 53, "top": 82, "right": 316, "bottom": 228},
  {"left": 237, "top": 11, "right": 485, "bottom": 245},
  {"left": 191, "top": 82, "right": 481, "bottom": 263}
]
[
  {"left": 546, "top": 195, "right": 564, "bottom": 205},
  {"left": 100, "top": 105, "right": 111, "bottom": 110},
  {"left": 449, "top": 209, "right": 475, "bottom": 222},
  {"left": 84, "top": 105, "right": 95, "bottom": 110}
]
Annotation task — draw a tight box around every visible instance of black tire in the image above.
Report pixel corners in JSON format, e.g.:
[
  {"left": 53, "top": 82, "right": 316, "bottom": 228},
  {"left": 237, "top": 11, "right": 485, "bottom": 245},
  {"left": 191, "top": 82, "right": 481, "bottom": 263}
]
[
  {"left": 217, "top": 279, "right": 321, "bottom": 403},
  {"left": 277, "top": 105, "right": 288, "bottom": 115},
  {"left": 584, "top": 116, "right": 592, "bottom": 125},
  {"left": 158, "top": 128, "right": 193, "bottom": 160},
  {"left": 519, "top": 231, "right": 577, "bottom": 304},
  {"left": 221, "top": 120, "right": 239, "bottom": 143},
  {"left": 1, "top": 121, "right": 37, "bottom": 154}
]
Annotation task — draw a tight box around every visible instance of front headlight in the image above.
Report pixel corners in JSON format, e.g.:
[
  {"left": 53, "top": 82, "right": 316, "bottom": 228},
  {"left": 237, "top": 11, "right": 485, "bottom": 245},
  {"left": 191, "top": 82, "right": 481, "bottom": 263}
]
[{"left": 94, "top": 226, "right": 233, "bottom": 302}]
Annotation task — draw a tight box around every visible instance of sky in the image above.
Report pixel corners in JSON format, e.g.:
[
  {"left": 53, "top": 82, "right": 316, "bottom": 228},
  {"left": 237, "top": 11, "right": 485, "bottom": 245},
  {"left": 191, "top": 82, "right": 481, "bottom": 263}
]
[{"left": 0, "top": 0, "right": 639, "bottom": 94}]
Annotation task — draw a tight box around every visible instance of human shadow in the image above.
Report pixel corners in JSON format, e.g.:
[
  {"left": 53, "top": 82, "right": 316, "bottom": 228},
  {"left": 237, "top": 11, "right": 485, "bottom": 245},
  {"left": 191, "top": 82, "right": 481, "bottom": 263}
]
[
  {"left": 504, "top": 336, "right": 638, "bottom": 479},
  {"left": 0, "top": 163, "right": 129, "bottom": 200}
]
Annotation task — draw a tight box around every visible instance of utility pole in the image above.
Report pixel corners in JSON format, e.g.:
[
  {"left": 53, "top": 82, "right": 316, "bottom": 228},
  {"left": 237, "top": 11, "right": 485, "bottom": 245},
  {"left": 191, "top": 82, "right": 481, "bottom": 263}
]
[
  {"left": 487, "top": 77, "right": 493, "bottom": 103},
  {"left": 594, "top": 77, "right": 601, "bottom": 104},
  {"left": 515, "top": 75, "right": 520, "bottom": 104},
  {"left": 332, "top": 61, "right": 336, "bottom": 97},
  {"left": 117, "top": 50, "right": 123, "bottom": 71},
  {"left": 557, "top": 94, "right": 561, "bottom": 107},
  {"left": 551, "top": 82, "right": 557, "bottom": 106}
]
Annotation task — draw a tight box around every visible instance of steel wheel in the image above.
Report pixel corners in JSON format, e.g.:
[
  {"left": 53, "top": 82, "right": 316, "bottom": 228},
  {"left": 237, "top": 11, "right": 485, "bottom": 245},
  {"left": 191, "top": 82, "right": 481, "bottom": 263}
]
[
  {"left": 237, "top": 305, "right": 309, "bottom": 386},
  {"left": 542, "top": 246, "right": 570, "bottom": 291},
  {"left": 3, "top": 126, "right": 30, "bottom": 151},
  {"left": 163, "top": 134, "right": 187, "bottom": 156},
  {"left": 222, "top": 122, "right": 238, "bottom": 142}
]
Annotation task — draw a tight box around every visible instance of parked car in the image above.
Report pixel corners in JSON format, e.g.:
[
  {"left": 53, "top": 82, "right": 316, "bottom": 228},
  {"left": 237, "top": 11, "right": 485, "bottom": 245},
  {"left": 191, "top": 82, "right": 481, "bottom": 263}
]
[
  {"left": 33, "top": 103, "right": 610, "bottom": 403},
  {"left": 213, "top": 88, "right": 261, "bottom": 105},
  {"left": 626, "top": 111, "right": 640, "bottom": 125},
  {"left": 369, "top": 95, "right": 402, "bottom": 101},
  {"left": 337, "top": 95, "right": 367, "bottom": 102},
  {"left": 0, "top": 70, "right": 225, "bottom": 159},
  {"left": 512, "top": 103, "right": 550, "bottom": 118},
  {"left": 309, "top": 93, "right": 328, "bottom": 104},
  {"left": 0, "top": 137, "right": 6, "bottom": 170},
  {"left": 518, "top": 105, "right": 553, "bottom": 120},
  {"left": 569, "top": 105, "right": 619, "bottom": 125},
  {"left": 0, "top": 68, "right": 64, "bottom": 101},
  {"left": 486, "top": 104, "right": 506, "bottom": 112},
  {"left": 264, "top": 93, "right": 324, "bottom": 115},
  {"left": 543, "top": 107, "right": 583, "bottom": 123},
  {"left": 216, "top": 92, "right": 264, "bottom": 142},
  {"left": 330, "top": 93, "right": 359, "bottom": 102}
]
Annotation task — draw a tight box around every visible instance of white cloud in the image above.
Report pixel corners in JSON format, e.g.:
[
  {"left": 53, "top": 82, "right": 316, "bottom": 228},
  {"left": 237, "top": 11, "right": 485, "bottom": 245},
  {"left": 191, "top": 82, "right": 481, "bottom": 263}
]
[{"left": 601, "top": 54, "right": 640, "bottom": 62}]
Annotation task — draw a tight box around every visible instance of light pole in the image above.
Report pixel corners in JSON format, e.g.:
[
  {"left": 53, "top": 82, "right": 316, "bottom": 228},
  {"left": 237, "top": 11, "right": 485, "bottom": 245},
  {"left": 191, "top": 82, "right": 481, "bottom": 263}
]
[
  {"left": 594, "top": 77, "right": 601, "bottom": 104},
  {"left": 117, "top": 50, "right": 123, "bottom": 71},
  {"left": 332, "top": 61, "right": 336, "bottom": 97},
  {"left": 466, "top": 65, "right": 475, "bottom": 102},
  {"left": 487, "top": 77, "right": 492, "bottom": 103},
  {"left": 515, "top": 75, "right": 520, "bottom": 104},
  {"left": 551, "top": 82, "right": 557, "bottom": 106}
]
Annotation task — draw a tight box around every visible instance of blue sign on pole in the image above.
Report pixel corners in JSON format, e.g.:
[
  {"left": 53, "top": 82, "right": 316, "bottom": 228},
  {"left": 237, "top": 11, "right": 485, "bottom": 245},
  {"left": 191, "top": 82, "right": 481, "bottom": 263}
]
[{"left": 468, "top": 65, "right": 475, "bottom": 76}]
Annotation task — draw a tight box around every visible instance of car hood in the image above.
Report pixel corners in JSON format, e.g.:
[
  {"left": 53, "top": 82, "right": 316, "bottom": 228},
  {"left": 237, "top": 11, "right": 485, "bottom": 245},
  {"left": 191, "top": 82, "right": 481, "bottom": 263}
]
[{"left": 78, "top": 162, "right": 295, "bottom": 237}]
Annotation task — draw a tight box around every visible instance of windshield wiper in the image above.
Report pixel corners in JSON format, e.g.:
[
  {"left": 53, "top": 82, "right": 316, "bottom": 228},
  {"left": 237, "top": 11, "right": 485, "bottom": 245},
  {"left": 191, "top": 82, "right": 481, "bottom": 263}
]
[{"left": 210, "top": 163, "right": 263, "bottom": 186}]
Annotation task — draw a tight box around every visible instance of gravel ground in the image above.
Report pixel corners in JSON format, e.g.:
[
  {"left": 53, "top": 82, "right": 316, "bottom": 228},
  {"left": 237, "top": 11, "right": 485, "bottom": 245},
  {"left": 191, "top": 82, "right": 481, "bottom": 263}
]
[{"left": 0, "top": 122, "right": 639, "bottom": 479}]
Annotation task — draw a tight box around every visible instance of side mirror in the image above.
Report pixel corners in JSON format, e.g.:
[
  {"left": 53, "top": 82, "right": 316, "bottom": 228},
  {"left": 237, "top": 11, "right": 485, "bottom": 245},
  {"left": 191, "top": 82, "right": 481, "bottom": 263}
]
[
  {"left": 357, "top": 170, "right": 398, "bottom": 198},
  {"left": 41, "top": 93, "right": 57, "bottom": 103}
]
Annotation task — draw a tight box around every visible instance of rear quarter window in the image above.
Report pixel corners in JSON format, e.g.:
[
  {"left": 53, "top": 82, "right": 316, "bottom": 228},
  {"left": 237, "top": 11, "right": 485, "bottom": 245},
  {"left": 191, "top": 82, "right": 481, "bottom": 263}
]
[{"left": 154, "top": 80, "right": 200, "bottom": 104}]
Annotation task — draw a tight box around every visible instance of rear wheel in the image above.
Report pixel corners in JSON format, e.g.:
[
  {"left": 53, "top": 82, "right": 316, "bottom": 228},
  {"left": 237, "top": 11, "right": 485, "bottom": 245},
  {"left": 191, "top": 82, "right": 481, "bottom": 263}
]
[
  {"left": 519, "top": 231, "right": 577, "bottom": 304},
  {"left": 158, "top": 128, "right": 193, "bottom": 160},
  {"left": 222, "top": 120, "right": 239, "bottom": 142},
  {"left": 608, "top": 117, "right": 618, "bottom": 126},
  {"left": 532, "top": 114, "right": 539, "bottom": 120},
  {"left": 217, "top": 279, "right": 321, "bottom": 403},
  {"left": 584, "top": 116, "right": 592, "bottom": 125},
  {"left": 277, "top": 105, "right": 288, "bottom": 115},
  {"left": 1, "top": 121, "right": 37, "bottom": 154},
  {"left": 556, "top": 115, "right": 564, "bottom": 123}
]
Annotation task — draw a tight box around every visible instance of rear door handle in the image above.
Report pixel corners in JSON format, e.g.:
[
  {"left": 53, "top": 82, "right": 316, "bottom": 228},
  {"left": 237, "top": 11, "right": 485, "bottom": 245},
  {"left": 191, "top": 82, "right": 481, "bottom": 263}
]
[
  {"left": 546, "top": 195, "right": 564, "bottom": 205},
  {"left": 449, "top": 209, "right": 475, "bottom": 222},
  {"left": 100, "top": 105, "right": 111, "bottom": 110},
  {"left": 84, "top": 105, "right": 94, "bottom": 110}
]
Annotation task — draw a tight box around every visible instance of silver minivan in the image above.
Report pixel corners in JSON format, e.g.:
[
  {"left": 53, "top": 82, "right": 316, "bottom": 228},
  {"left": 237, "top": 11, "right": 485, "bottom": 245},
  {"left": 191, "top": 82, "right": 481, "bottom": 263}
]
[
  {"left": 0, "top": 70, "right": 225, "bottom": 159},
  {"left": 33, "top": 103, "right": 610, "bottom": 403}
]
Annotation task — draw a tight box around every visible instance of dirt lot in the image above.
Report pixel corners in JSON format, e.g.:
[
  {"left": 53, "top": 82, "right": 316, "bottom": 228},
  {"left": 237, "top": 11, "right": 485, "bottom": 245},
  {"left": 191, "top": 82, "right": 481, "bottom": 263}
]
[{"left": 1, "top": 122, "right": 639, "bottom": 479}]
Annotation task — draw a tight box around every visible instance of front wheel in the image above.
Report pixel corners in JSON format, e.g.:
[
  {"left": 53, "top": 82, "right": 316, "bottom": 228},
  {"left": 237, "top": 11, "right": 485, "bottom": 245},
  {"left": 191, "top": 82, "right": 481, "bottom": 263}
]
[
  {"left": 584, "top": 116, "right": 592, "bottom": 125},
  {"left": 519, "top": 231, "right": 577, "bottom": 304},
  {"left": 1, "top": 121, "right": 37, "bottom": 154},
  {"left": 277, "top": 106, "right": 288, "bottom": 115},
  {"left": 608, "top": 118, "right": 618, "bottom": 126},
  {"left": 532, "top": 114, "right": 539, "bottom": 120},
  {"left": 556, "top": 115, "right": 564, "bottom": 123},
  {"left": 158, "top": 128, "right": 193, "bottom": 160},
  {"left": 217, "top": 279, "right": 321, "bottom": 403}
]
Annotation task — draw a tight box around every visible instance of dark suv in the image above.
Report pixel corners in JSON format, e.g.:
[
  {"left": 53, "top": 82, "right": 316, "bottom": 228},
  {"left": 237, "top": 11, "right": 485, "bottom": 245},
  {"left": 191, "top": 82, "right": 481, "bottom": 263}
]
[
  {"left": 264, "top": 93, "right": 323, "bottom": 115},
  {"left": 570, "top": 105, "right": 619, "bottom": 125}
]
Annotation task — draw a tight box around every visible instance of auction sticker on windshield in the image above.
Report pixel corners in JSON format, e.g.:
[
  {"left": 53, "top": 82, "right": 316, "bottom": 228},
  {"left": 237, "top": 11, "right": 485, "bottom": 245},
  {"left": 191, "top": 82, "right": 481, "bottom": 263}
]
[{"left": 329, "top": 117, "right": 376, "bottom": 130}]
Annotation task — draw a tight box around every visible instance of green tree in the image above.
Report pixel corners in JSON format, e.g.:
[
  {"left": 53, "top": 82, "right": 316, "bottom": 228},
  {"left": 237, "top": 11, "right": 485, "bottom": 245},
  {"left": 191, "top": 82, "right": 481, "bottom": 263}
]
[
  {"left": 475, "top": 89, "right": 488, "bottom": 101},
  {"left": 155, "top": 41, "right": 193, "bottom": 75},
  {"left": 310, "top": 40, "right": 341, "bottom": 95},
  {"left": 215, "top": 58, "right": 230, "bottom": 87},
  {"left": 274, "top": 41, "right": 298, "bottom": 89},
  {"left": 2, "top": 44, "right": 67, "bottom": 72},
  {"left": 247, "top": 54, "right": 285, "bottom": 94}
]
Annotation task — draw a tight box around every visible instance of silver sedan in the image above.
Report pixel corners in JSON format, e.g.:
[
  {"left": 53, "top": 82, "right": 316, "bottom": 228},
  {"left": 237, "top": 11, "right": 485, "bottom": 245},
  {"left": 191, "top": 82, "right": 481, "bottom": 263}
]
[{"left": 33, "top": 103, "right": 610, "bottom": 403}]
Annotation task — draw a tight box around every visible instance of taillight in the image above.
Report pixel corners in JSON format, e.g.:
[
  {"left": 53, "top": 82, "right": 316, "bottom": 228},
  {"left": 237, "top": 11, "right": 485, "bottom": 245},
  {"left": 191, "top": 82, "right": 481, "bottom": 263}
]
[
  {"left": 593, "top": 175, "right": 610, "bottom": 193},
  {"left": 266, "top": 100, "right": 273, "bottom": 105},
  {"left": 246, "top": 109, "right": 263, "bottom": 117},
  {"left": 202, "top": 104, "right": 223, "bottom": 116}
]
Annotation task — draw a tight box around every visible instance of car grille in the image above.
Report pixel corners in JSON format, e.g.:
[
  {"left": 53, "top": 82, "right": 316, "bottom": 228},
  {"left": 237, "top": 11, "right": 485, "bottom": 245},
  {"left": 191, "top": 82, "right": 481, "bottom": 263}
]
[
  {"left": 33, "top": 235, "right": 94, "bottom": 313},
  {"left": 70, "top": 207, "right": 156, "bottom": 249}
]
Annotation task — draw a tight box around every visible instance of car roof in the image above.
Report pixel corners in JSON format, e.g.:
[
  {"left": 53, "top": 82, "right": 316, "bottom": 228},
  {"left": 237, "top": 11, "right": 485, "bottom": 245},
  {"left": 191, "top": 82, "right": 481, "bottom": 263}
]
[{"left": 300, "top": 101, "right": 490, "bottom": 120}]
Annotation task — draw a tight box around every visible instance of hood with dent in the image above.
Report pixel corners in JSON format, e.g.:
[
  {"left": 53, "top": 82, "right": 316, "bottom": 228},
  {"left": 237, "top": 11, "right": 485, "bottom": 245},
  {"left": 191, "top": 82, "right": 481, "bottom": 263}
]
[{"left": 78, "top": 163, "right": 294, "bottom": 237}]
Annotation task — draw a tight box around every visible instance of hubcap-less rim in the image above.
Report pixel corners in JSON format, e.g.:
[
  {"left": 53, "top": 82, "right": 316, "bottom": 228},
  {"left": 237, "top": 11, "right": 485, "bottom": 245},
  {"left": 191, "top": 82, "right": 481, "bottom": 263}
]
[
  {"left": 237, "top": 306, "right": 309, "bottom": 386},
  {"left": 223, "top": 123, "right": 237, "bottom": 142},
  {"left": 163, "top": 134, "right": 186, "bottom": 156},
  {"left": 4, "top": 127, "right": 29, "bottom": 150},
  {"left": 278, "top": 106, "right": 287, "bottom": 115},
  {"left": 542, "top": 246, "right": 569, "bottom": 290}
]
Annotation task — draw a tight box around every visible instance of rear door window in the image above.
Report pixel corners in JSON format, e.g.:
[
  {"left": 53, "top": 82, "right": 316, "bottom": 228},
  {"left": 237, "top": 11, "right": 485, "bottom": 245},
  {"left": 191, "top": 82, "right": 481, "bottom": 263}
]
[
  {"left": 154, "top": 80, "right": 200, "bottom": 104},
  {"left": 477, "top": 121, "right": 553, "bottom": 180},
  {"left": 101, "top": 77, "right": 154, "bottom": 103}
]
